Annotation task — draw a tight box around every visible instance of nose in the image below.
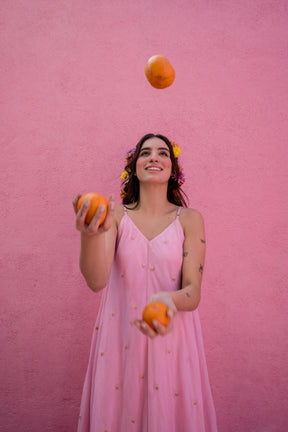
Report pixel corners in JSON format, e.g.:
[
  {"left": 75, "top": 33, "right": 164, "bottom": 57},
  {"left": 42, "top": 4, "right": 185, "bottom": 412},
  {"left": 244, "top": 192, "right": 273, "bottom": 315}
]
[{"left": 149, "top": 150, "right": 158, "bottom": 161}]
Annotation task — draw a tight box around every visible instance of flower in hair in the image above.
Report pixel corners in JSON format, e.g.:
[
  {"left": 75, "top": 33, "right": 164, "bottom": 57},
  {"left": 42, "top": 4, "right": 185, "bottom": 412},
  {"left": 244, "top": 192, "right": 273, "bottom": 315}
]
[
  {"left": 120, "top": 170, "right": 129, "bottom": 180},
  {"left": 120, "top": 168, "right": 131, "bottom": 183},
  {"left": 172, "top": 167, "right": 186, "bottom": 186},
  {"left": 120, "top": 148, "right": 136, "bottom": 182},
  {"left": 171, "top": 142, "right": 185, "bottom": 186},
  {"left": 125, "top": 147, "right": 136, "bottom": 161},
  {"left": 171, "top": 142, "right": 181, "bottom": 158},
  {"left": 120, "top": 189, "right": 126, "bottom": 200}
]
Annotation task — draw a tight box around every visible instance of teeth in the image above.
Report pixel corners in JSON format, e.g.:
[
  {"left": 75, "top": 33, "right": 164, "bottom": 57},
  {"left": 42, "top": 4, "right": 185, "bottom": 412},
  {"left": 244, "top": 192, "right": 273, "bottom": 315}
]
[{"left": 147, "top": 167, "right": 161, "bottom": 171}]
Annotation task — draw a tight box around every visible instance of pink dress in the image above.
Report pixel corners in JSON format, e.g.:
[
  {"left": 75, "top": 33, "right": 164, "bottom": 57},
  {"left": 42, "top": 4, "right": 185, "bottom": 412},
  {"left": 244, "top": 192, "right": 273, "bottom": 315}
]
[{"left": 77, "top": 207, "right": 217, "bottom": 432}]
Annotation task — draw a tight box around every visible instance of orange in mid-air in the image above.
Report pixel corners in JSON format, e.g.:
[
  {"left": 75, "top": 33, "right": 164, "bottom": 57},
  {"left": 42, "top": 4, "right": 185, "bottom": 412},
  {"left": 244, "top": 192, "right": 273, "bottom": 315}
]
[
  {"left": 77, "top": 192, "right": 108, "bottom": 225},
  {"left": 145, "top": 54, "right": 175, "bottom": 89},
  {"left": 142, "top": 301, "right": 170, "bottom": 330}
]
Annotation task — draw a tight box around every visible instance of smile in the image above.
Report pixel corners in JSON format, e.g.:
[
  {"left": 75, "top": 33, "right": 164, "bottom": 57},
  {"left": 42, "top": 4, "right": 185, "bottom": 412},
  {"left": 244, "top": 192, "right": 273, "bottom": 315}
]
[{"left": 146, "top": 166, "right": 162, "bottom": 171}]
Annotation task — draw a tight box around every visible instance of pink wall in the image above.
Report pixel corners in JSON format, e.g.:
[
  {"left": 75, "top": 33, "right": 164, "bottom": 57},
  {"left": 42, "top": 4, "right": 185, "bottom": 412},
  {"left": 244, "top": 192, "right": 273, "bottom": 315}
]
[{"left": 1, "top": 1, "right": 287, "bottom": 431}]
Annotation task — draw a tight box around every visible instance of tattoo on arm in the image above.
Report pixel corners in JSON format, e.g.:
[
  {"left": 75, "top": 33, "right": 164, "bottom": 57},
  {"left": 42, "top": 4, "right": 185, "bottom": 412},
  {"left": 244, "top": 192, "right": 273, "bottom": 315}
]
[
  {"left": 200, "top": 239, "right": 206, "bottom": 244},
  {"left": 186, "top": 292, "right": 191, "bottom": 298},
  {"left": 183, "top": 252, "right": 188, "bottom": 257},
  {"left": 199, "top": 264, "right": 204, "bottom": 275}
]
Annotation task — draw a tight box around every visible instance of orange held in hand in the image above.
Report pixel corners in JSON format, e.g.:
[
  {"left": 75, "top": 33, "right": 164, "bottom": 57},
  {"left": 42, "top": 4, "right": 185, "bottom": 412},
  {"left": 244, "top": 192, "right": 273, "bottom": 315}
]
[
  {"left": 145, "top": 54, "right": 175, "bottom": 89},
  {"left": 142, "top": 301, "right": 170, "bottom": 330},
  {"left": 77, "top": 192, "right": 108, "bottom": 225}
]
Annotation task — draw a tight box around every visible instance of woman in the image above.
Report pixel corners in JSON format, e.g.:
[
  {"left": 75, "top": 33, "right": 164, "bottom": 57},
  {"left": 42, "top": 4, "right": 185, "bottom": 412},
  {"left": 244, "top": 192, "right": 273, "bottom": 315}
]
[{"left": 73, "top": 133, "right": 217, "bottom": 431}]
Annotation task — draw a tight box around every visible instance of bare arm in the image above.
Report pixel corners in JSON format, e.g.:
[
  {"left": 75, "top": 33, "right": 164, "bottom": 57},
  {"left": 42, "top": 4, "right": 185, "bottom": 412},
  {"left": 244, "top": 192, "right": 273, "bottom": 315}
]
[
  {"left": 73, "top": 194, "right": 118, "bottom": 292},
  {"left": 169, "top": 209, "right": 206, "bottom": 311}
]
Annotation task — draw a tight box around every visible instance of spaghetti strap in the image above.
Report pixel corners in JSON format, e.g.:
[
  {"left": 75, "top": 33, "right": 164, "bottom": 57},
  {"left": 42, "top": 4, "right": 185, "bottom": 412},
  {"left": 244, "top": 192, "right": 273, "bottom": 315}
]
[
  {"left": 123, "top": 206, "right": 127, "bottom": 213},
  {"left": 176, "top": 206, "right": 182, "bottom": 217}
]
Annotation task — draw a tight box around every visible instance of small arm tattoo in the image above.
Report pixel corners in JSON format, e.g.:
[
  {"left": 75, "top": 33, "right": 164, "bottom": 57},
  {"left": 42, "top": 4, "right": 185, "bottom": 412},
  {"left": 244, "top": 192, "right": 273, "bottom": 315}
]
[
  {"left": 183, "top": 252, "right": 189, "bottom": 257},
  {"left": 200, "top": 239, "right": 206, "bottom": 244},
  {"left": 199, "top": 264, "right": 204, "bottom": 275},
  {"left": 186, "top": 292, "right": 191, "bottom": 298}
]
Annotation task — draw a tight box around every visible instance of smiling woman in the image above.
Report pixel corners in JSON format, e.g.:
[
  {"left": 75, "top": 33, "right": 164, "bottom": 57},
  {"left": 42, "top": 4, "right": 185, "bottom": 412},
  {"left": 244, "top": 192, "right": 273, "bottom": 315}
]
[
  {"left": 74, "top": 133, "right": 217, "bottom": 431},
  {"left": 135, "top": 138, "right": 172, "bottom": 184},
  {"left": 120, "top": 133, "right": 187, "bottom": 207}
]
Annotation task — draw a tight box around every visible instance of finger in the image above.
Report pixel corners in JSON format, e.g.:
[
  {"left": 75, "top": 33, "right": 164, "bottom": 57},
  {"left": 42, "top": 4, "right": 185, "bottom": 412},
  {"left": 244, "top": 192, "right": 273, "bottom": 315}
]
[
  {"left": 146, "top": 296, "right": 155, "bottom": 305},
  {"left": 141, "top": 321, "right": 158, "bottom": 339},
  {"left": 152, "top": 320, "right": 171, "bottom": 336},
  {"left": 146, "top": 294, "right": 160, "bottom": 305},
  {"left": 131, "top": 320, "right": 158, "bottom": 339},
  {"left": 87, "top": 204, "right": 106, "bottom": 231},
  {"left": 130, "top": 319, "right": 142, "bottom": 331},
  {"left": 167, "top": 306, "right": 177, "bottom": 319},
  {"left": 72, "top": 193, "right": 82, "bottom": 214},
  {"left": 101, "top": 195, "right": 115, "bottom": 231},
  {"left": 75, "top": 199, "right": 91, "bottom": 230}
]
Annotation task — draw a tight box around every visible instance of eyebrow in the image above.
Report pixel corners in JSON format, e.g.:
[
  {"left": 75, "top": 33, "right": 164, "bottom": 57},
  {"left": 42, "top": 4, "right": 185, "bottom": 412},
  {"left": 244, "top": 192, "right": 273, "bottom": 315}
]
[{"left": 140, "top": 146, "right": 170, "bottom": 152}]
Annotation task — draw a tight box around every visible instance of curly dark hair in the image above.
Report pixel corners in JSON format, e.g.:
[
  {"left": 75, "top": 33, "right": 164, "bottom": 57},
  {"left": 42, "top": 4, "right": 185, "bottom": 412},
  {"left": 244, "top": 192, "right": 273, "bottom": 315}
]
[{"left": 121, "top": 133, "right": 188, "bottom": 207}]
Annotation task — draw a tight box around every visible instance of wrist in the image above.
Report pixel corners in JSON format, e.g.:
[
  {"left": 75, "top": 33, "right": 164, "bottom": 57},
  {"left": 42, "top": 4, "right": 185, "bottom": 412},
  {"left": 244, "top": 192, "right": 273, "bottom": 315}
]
[{"left": 81, "top": 230, "right": 105, "bottom": 240}]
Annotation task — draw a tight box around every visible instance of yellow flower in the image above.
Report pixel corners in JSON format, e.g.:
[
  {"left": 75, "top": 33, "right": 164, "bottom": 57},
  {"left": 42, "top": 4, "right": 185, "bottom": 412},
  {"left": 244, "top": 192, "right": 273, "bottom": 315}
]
[
  {"left": 121, "top": 170, "right": 129, "bottom": 180},
  {"left": 172, "top": 142, "right": 181, "bottom": 158}
]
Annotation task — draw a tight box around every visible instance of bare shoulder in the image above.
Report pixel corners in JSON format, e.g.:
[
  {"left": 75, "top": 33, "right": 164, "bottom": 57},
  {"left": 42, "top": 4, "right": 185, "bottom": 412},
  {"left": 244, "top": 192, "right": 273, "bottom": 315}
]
[
  {"left": 114, "top": 204, "right": 125, "bottom": 228},
  {"left": 180, "top": 207, "right": 205, "bottom": 224},
  {"left": 179, "top": 208, "right": 205, "bottom": 237}
]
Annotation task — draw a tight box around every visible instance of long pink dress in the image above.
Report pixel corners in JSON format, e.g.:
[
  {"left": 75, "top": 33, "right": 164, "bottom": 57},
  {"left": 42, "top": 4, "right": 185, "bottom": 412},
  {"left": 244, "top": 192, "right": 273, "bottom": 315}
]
[{"left": 77, "top": 207, "right": 217, "bottom": 432}]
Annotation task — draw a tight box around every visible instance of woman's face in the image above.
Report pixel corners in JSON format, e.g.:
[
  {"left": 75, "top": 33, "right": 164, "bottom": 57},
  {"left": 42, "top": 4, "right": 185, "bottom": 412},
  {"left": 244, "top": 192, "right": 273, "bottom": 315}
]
[{"left": 135, "top": 137, "right": 172, "bottom": 184}]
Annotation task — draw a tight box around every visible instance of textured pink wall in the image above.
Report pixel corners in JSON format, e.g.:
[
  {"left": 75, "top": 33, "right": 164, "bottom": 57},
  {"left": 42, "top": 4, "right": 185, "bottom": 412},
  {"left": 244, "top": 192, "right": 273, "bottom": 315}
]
[{"left": 1, "top": 1, "right": 288, "bottom": 431}]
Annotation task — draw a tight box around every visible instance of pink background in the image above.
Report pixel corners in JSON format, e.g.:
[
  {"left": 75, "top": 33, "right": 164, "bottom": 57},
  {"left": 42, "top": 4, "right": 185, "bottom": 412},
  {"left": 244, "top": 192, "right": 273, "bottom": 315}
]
[{"left": 1, "top": 1, "right": 288, "bottom": 431}]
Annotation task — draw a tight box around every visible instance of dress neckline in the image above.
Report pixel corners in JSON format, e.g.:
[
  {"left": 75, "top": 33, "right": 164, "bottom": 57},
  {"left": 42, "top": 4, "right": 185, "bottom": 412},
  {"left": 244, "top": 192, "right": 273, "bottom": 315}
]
[{"left": 122, "top": 206, "right": 182, "bottom": 242}]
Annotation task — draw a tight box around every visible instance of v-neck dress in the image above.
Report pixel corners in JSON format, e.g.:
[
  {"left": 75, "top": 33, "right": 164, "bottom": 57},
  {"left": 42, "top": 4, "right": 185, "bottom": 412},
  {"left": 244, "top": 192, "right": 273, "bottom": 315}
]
[{"left": 77, "top": 207, "right": 217, "bottom": 432}]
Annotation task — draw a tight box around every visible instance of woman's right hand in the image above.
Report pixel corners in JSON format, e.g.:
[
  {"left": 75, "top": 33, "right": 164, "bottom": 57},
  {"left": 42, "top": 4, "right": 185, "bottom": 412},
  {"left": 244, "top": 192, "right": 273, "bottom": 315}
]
[{"left": 72, "top": 193, "right": 115, "bottom": 236}]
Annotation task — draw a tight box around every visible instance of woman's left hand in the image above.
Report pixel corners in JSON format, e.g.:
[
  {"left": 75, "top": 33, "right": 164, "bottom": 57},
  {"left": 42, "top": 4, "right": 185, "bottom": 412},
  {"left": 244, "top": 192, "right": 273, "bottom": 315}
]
[{"left": 131, "top": 292, "right": 177, "bottom": 339}]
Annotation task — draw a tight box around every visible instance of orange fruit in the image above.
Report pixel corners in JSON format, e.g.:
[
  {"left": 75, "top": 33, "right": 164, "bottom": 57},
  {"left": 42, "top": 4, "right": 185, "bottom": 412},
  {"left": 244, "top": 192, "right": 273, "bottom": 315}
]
[
  {"left": 145, "top": 55, "right": 175, "bottom": 89},
  {"left": 77, "top": 192, "right": 108, "bottom": 225},
  {"left": 142, "top": 301, "right": 170, "bottom": 330}
]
